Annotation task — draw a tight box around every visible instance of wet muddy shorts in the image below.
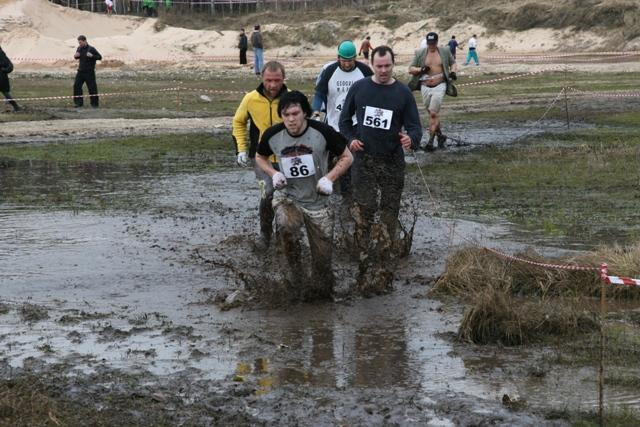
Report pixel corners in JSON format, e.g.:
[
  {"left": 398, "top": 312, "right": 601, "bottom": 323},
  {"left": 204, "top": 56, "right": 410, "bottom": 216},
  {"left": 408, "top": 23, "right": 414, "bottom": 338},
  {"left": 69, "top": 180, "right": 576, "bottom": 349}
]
[
  {"left": 273, "top": 194, "right": 334, "bottom": 239},
  {"left": 420, "top": 82, "right": 446, "bottom": 113}
]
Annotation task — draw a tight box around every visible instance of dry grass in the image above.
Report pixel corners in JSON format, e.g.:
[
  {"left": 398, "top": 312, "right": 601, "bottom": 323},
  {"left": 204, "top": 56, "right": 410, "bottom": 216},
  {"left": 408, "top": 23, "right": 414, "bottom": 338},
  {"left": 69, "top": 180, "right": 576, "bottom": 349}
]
[{"left": 433, "top": 242, "right": 640, "bottom": 344}]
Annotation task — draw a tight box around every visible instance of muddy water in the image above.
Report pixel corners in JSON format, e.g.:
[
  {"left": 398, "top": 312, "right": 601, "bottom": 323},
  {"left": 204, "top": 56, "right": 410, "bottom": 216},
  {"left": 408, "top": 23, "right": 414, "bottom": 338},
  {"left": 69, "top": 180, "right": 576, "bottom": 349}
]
[{"left": 0, "top": 156, "right": 635, "bottom": 422}]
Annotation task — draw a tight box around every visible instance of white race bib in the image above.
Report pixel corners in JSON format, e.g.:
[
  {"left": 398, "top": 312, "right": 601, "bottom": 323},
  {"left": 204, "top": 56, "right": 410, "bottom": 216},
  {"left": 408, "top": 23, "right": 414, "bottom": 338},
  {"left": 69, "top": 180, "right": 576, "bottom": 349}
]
[
  {"left": 363, "top": 106, "right": 393, "bottom": 130},
  {"left": 280, "top": 154, "right": 316, "bottom": 179}
]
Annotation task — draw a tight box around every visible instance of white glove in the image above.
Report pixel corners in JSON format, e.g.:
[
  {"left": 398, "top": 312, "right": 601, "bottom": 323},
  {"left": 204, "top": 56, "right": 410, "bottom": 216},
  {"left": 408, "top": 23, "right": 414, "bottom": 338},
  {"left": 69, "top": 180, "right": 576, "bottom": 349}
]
[
  {"left": 316, "top": 176, "right": 333, "bottom": 195},
  {"left": 272, "top": 172, "right": 287, "bottom": 190},
  {"left": 236, "top": 152, "right": 248, "bottom": 167}
]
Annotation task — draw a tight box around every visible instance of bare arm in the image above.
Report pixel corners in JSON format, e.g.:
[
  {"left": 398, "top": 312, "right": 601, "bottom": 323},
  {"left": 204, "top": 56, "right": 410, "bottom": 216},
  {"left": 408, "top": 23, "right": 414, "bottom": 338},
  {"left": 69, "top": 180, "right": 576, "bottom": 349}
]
[{"left": 325, "top": 147, "right": 353, "bottom": 182}]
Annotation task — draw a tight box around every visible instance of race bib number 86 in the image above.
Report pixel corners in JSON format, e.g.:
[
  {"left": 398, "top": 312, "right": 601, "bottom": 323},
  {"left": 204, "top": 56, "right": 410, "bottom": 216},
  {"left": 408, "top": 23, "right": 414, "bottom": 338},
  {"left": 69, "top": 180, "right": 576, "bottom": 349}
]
[
  {"left": 280, "top": 154, "right": 316, "bottom": 179},
  {"left": 363, "top": 106, "right": 393, "bottom": 130}
]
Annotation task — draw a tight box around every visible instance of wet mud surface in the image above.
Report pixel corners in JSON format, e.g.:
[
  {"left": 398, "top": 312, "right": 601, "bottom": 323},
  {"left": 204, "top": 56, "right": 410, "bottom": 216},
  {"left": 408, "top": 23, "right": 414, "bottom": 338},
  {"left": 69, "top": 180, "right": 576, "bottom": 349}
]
[{"left": 2, "top": 148, "right": 632, "bottom": 424}]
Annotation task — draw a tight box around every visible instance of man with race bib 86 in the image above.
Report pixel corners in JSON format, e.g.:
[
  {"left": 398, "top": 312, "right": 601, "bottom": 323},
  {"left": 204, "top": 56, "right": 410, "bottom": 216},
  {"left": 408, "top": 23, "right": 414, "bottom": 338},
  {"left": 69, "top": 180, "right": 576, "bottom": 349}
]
[{"left": 256, "top": 91, "right": 353, "bottom": 300}]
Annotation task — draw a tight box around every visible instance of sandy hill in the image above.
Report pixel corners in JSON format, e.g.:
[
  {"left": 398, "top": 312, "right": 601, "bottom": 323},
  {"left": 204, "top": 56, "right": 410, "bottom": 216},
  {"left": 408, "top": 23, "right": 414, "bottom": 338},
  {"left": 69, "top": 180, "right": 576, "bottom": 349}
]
[{"left": 0, "top": 0, "right": 638, "bottom": 64}]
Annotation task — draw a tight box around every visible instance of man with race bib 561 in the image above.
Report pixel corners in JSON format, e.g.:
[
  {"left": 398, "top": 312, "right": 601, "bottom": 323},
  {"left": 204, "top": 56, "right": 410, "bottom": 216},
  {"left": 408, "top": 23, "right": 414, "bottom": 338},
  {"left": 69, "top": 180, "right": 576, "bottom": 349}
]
[{"left": 339, "top": 46, "right": 422, "bottom": 295}]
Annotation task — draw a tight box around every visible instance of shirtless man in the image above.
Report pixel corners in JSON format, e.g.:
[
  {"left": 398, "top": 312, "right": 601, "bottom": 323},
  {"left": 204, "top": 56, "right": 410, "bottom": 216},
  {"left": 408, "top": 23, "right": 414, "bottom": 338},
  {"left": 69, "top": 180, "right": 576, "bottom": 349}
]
[{"left": 408, "top": 32, "right": 457, "bottom": 150}]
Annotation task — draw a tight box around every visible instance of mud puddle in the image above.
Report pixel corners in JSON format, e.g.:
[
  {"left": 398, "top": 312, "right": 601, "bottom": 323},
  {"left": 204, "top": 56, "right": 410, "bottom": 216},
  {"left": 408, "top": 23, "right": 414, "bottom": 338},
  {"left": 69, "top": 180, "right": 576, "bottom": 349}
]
[{"left": 0, "top": 154, "right": 634, "bottom": 423}]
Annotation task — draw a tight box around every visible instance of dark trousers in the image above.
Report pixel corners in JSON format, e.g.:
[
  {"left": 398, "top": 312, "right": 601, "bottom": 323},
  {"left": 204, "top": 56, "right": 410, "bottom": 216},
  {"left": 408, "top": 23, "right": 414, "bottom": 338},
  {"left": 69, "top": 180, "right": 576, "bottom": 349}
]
[
  {"left": 239, "top": 49, "right": 247, "bottom": 65},
  {"left": 2, "top": 91, "right": 19, "bottom": 111},
  {"left": 73, "top": 70, "right": 99, "bottom": 107},
  {"left": 351, "top": 154, "right": 405, "bottom": 253}
]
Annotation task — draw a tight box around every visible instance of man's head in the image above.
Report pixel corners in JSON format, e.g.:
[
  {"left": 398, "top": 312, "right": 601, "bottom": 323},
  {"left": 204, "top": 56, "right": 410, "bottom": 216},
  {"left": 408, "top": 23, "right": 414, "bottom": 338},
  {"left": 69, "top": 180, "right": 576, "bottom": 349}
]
[
  {"left": 254, "top": 25, "right": 260, "bottom": 31},
  {"left": 426, "top": 32, "right": 438, "bottom": 51},
  {"left": 77, "top": 35, "right": 88, "bottom": 47},
  {"left": 451, "top": 35, "right": 456, "bottom": 39},
  {"left": 277, "top": 90, "right": 311, "bottom": 136},
  {"left": 337, "top": 40, "right": 356, "bottom": 72},
  {"left": 472, "top": 34, "right": 477, "bottom": 38},
  {"left": 261, "top": 61, "right": 285, "bottom": 99},
  {"left": 371, "top": 45, "right": 395, "bottom": 84},
  {"left": 240, "top": 28, "right": 245, "bottom": 34},
  {"left": 366, "top": 36, "right": 371, "bottom": 40}
]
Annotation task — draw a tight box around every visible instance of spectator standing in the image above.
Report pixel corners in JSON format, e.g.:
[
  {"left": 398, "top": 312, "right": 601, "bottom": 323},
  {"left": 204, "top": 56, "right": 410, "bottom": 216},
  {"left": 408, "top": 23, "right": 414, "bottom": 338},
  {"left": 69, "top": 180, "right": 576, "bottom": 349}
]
[
  {"left": 464, "top": 34, "right": 480, "bottom": 65},
  {"left": 73, "top": 35, "right": 102, "bottom": 108},
  {"left": 238, "top": 29, "right": 248, "bottom": 65},
  {"left": 105, "top": 0, "right": 114, "bottom": 15},
  {"left": 0, "top": 45, "right": 20, "bottom": 112},
  {"left": 251, "top": 25, "right": 264, "bottom": 76}
]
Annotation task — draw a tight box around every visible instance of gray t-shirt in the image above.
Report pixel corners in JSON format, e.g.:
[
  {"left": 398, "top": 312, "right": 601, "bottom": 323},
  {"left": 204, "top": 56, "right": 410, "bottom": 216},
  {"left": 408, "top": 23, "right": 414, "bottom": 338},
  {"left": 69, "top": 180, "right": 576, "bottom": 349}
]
[{"left": 258, "top": 120, "right": 347, "bottom": 210}]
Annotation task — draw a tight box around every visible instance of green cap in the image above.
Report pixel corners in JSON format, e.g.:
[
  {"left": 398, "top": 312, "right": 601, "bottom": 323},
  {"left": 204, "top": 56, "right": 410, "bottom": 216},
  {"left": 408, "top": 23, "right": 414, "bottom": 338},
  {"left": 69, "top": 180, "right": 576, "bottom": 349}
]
[{"left": 337, "top": 40, "right": 357, "bottom": 59}]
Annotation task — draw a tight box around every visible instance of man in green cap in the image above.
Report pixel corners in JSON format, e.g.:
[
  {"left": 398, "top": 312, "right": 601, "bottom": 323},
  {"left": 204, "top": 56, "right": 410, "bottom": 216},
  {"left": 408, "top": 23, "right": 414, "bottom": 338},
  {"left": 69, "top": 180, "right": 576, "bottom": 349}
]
[{"left": 312, "top": 40, "right": 372, "bottom": 212}]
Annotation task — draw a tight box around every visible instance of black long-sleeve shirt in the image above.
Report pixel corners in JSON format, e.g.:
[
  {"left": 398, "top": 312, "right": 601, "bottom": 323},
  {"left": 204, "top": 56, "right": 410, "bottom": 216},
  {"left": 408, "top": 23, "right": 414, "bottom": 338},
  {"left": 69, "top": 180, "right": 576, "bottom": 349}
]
[
  {"left": 339, "top": 77, "right": 422, "bottom": 158},
  {"left": 75, "top": 45, "right": 102, "bottom": 72}
]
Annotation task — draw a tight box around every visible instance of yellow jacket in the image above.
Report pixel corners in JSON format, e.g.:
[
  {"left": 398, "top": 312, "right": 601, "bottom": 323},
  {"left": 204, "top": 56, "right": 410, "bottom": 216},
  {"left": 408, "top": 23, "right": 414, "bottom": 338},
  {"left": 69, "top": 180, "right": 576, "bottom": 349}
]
[{"left": 232, "top": 83, "right": 288, "bottom": 161}]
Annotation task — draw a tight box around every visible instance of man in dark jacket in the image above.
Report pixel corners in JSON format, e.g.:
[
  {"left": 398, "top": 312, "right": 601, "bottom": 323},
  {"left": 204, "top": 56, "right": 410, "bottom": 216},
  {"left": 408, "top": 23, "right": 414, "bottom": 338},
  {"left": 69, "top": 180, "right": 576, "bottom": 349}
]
[
  {"left": 0, "top": 46, "right": 20, "bottom": 112},
  {"left": 73, "top": 35, "right": 102, "bottom": 108},
  {"left": 251, "top": 25, "right": 264, "bottom": 75},
  {"left": 238, "top": 29, "right": 248, "bottom": 65}
]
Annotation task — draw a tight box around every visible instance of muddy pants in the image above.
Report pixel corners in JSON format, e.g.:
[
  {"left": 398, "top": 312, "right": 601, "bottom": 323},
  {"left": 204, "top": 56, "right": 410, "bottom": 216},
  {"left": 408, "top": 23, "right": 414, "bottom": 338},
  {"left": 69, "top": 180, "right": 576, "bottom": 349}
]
[
  {"left": 351, "top": 154, "right": 405, "bottom": 256},
  {"left": 239, "top": 48, "right": 247, "bottom": 65},
  {"left": 73, "top": 70, "right": 99, "bottom": 107},
  {"left": 2, "top": 91, "right": 19, "bottom": 111},
  {"left": 255, "top": 161, "right": 276, "bottom": 239},
  {"left": 273, "top": 196, "right": 335, "bottom": 297}
]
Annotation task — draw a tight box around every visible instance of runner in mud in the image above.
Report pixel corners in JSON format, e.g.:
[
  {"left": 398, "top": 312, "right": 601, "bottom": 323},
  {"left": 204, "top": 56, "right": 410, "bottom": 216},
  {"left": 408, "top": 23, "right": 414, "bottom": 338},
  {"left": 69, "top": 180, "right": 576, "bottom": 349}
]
[
  {"left": 255, "top": 91, "right": 352, "bottom": 300},
  {"left": 408, "top": 32, "right": 457, "bottom": 150},
  {"left": 0, "top": 45, "right": 20, "bottom": 112},
  {"left": 73, "top": 35, "right": 102, "bottom": 108},
  {"left": 358, "top": 36, "right": 373, "bottom": 61},
  {"left": 339, "top": 46, "right": 422, "bottom": 295},
  {"left": 232, "top": 61, "right": 288, "bottom": 250},
  {"left": 312, "top": 40, "right": 372, "bottom": 212}
]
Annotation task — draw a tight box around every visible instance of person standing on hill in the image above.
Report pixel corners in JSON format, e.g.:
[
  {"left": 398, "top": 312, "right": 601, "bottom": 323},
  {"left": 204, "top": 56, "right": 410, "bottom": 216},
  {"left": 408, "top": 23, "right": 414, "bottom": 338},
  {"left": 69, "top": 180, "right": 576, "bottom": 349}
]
[
  {"left": 464, "top": 34, "right": 480, "bottom": 66},
  {"left": 358, "top": 36, "right": 373, "bottom": 61},
  {"left": 0, "top": 45, "right": 20, "bottom": 112},
  {"left": 73, "top": 35, "right": 102, "bottom": 108},
  {"left": 105, "top": 0, "right": 114, "bottom": 15},
  {"left": 232, "top": 61, "right": 288, "bottom": 250},
  {"left": 408, "top": 32, "right": 457, "bottom": 150},
  {"left": 238, "top": 28, "right": 248, "bottom": 65},
  {"left": 251, "top": 25, "right": 264, "bottom": 76}
]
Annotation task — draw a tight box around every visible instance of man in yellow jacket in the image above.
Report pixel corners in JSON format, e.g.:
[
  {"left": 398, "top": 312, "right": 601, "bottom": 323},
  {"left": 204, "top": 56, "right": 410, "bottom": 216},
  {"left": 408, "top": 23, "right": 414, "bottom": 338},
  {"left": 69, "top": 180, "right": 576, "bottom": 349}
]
[{"left": 232, "top": 61, "right": 288, "bottom": 249}]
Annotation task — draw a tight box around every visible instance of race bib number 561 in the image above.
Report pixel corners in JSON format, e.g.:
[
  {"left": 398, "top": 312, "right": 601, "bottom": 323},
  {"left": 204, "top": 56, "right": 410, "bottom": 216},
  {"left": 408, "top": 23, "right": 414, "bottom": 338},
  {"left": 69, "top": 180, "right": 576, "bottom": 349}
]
[
  {"left": 280, "top": 154, "right": 316, "bottom": 179},
  {"left": 363, "top": 106, "right": 393, "bottom": 130}
]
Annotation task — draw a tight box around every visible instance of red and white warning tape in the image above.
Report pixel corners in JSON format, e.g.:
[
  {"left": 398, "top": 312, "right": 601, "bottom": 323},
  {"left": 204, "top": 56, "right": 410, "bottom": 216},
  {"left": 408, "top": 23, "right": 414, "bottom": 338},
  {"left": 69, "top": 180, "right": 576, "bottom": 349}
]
[
  {"left": 479, "top": 244, "right": 600, "bottom": 271},
  {"left": 2, "top": 87, "right": 180, "bottom": 102},
  {"left": 566, "top": 86, "right": 640, "bottom": 98},
  {"left": 458, "top": 68, "right": 560, "bottom": 87},
  {"left": 604, "top": 275, "right": 640, "bottom": 288}
]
